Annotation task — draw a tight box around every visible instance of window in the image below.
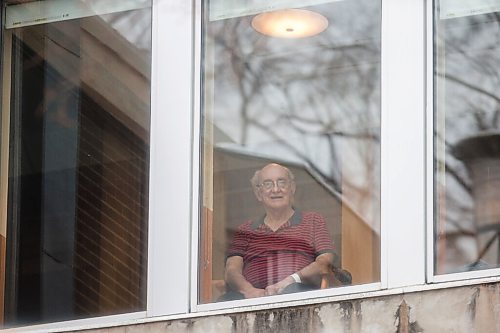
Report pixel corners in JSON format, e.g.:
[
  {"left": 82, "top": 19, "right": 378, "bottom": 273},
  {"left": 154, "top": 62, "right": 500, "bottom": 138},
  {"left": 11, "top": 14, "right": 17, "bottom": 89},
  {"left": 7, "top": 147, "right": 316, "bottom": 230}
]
[
  {"left": 0, "top": 0, "right": 152, "bottom": 326},
  {"left": 434, "top": 1, "right": 500, "bottom": 275},
  {"left": 199, "top": 0, "right": 381, "bottom": 304}
]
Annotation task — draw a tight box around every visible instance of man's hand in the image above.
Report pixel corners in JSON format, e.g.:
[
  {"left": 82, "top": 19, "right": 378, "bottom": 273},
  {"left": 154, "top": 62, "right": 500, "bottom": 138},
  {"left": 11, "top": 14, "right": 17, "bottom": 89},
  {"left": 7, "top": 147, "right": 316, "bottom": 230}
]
[
  {"left": 265, "top": 275, "right": 295, "bottom": 296},
  {"left": 225, "top": 256, "right": 267, "bottom": 299},
  {"left": 242, "top": 287, "right": 266, "bottom": 299}
]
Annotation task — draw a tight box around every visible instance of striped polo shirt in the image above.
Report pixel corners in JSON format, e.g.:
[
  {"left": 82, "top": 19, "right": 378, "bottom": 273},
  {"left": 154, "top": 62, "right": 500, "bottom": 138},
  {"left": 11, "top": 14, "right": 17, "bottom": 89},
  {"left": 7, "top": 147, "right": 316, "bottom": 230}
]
[{"left": 227, "top": 210, "right": 335, "bottom": 289}]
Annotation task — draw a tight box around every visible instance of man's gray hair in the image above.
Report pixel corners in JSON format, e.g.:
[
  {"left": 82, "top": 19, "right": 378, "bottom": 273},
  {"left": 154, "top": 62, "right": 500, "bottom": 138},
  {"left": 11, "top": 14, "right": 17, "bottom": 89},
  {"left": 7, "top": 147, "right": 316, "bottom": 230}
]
[{"left": 250, "top": 163, "right": 295, "bottom": 188}]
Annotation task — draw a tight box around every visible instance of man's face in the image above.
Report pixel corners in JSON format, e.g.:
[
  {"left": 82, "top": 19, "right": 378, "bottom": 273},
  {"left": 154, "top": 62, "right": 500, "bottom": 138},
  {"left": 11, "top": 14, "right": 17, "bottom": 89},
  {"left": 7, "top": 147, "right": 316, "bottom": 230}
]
[{"left": 255, "top": 164, "right": 296, "bottom": 211}]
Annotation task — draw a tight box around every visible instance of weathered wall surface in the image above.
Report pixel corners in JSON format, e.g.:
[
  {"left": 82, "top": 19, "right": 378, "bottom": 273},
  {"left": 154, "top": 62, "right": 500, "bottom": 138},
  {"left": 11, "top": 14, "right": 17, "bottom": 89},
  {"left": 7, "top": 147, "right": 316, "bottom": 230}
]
[{"left": 80, "top": 283, "right": 500, "bottom": 333}]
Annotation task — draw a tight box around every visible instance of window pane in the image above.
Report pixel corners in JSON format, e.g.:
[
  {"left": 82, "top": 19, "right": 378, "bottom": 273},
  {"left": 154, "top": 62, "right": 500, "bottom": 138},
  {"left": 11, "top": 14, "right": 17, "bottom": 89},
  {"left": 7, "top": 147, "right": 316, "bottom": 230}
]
[
  {"left": 3, "top": 1, "right": 151, "bottom": 325},
  {"left": 200, "top": 0, "right": 381, "bottom": 303},
  {"left": 434, "top": 2, "right": 500, "bottom": 274}
]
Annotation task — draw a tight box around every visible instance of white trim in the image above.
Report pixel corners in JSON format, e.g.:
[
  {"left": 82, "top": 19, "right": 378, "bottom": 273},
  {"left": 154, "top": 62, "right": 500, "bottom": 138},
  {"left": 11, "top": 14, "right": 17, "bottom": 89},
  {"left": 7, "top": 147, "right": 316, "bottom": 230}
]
[
  {"left": 209, "top": 0, "right": 342, "bottom": 21},
  {"left": 431, "top": 268, "right": 500, "bottom": 283},
  {"left": 185, "top": 276, "right": 500, "bottom": 317},
  {"left": 9, "top": 276, "right": 500, "bottom": 333},
  {"left": 147, "top": 0, "right": 194, "bottom": 317},
  {"left": 1, "top": 311, "right": 146, "bottom": 333},
  {"left": 426, "top": 0, "right": 436, "bottom": 284},
  {"left": 5, "top": 0, "right": 151, "bottom": 29},
  {"left": 382, "top": 0, "right": 426, "bottom": 288},
  {"left": 439, "top": 0, "right": 500, "bottom": 19},
  {"left": 194, "top": 283, "right": 381, "bottom": 313},
  {"left": 190, "top": 0, "right": 203, "bottom": 312},
  {"left": 380, "top": 0, "right": 388, "bottom": 286}
]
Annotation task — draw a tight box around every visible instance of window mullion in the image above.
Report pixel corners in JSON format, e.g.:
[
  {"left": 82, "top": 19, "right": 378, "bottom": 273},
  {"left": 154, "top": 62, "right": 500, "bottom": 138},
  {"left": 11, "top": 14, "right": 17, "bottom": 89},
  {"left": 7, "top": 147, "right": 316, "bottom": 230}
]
[{"left": 381, "top": 0, "right": 427, "bottom": 289}]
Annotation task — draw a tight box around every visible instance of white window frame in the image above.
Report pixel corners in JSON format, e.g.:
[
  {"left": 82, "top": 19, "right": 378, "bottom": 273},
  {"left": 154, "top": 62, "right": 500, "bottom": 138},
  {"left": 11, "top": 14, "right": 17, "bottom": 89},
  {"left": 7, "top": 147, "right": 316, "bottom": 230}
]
[
  {"left": 381, "top": 0, "right": 426, "bottom": 289},
  {"left": 188, "top": 0, "right": 428, "bottom": 313},
  {"left": 147, "top": 0, "right": 194, "bottom": 317},
  {"left": 425, "top": 0, "right": 500, "bottom": 284},
  {"left": 0, "top": 1, "right": 160, "bottom": 330},
  {"left": 3, "top": 0, "right": 500, "bottom": 331}
]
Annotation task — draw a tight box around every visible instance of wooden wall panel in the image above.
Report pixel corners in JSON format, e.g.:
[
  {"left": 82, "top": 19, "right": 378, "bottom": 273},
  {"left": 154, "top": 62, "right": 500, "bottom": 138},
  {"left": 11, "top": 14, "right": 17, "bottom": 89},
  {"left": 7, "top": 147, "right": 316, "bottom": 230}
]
[
  {"left": 341, "top": 204, "right": 379, "bottom": 284},
  {"left": 199, "top": 207, "right": 213, "bottom": 303}
]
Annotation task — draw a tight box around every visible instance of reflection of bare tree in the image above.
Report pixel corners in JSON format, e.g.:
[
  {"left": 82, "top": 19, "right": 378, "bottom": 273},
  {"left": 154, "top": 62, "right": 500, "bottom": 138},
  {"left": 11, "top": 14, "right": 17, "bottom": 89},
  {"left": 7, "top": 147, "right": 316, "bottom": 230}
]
[
  {"left": 435, "top": 12, "right": 500, "bottom": 271},
  {"left": 206, "top": 1, "right": 381, "bottom": 223}
]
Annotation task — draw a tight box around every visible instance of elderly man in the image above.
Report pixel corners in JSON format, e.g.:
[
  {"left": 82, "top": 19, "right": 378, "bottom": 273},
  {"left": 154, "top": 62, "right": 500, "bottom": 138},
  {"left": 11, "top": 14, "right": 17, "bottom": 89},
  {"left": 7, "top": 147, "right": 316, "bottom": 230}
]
[{"left": 222, "top": 163, "right": 335, "bottom": 300}]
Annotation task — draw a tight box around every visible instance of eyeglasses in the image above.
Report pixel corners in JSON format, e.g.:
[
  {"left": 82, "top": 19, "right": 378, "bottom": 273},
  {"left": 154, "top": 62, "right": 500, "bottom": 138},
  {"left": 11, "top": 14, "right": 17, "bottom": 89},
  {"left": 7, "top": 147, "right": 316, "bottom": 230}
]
[{"left": 257, "top": 179, "right": 291, "bottom": 191}]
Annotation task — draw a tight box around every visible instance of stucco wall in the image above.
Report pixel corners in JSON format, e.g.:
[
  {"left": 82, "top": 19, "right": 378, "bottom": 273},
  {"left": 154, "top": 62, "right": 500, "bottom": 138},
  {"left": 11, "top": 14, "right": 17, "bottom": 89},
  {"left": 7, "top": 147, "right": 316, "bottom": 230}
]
[{"left": 81, "top": 283, "right": 500, "bottom": 333}]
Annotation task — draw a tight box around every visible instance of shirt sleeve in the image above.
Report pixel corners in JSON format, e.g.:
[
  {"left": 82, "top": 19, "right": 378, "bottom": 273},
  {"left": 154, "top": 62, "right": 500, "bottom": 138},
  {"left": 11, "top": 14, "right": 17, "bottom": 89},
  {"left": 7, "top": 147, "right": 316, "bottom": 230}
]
[
  {"left": 226, "top": 223, "right": 250, "bottom": 259},
  {"left": 312, "top": 213, "right": 335, "bottom": 256}
]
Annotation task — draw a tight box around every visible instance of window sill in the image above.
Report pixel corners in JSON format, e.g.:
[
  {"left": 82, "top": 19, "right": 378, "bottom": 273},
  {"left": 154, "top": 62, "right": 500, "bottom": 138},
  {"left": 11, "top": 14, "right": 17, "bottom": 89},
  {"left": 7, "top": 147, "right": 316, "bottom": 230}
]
[{"left": 5, "top": 275, "right": 500, "bottom": 333}]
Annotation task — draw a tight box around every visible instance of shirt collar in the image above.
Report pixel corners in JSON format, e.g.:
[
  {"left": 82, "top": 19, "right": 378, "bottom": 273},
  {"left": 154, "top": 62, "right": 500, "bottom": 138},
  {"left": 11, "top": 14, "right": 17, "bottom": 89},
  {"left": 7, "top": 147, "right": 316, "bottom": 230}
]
[{"left": 251, "top": 209, "right": 301, "bottom": 230}]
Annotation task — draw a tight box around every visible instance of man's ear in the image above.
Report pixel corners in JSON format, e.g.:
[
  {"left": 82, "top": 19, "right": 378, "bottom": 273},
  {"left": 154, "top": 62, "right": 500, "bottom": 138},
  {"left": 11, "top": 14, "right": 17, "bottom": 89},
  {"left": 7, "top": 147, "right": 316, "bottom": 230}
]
[
  {"left": 290, "top": 181, "right": 296, "bottom": 195},
  {"left": 253, "top": 187, "right": 263, "bottom": 202}
]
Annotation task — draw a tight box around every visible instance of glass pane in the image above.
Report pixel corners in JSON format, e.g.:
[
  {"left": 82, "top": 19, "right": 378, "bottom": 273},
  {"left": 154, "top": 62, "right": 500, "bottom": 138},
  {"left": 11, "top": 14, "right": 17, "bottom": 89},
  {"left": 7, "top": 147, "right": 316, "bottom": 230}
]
[
  {"left": 200, "top": 0, "right": 381, "bottom": 303},
  {"left": 434, "top": 1, "right": 500, "bottom": 274},
  {"left": 3, "top": 1, "right": 151, "bottom": 325}
]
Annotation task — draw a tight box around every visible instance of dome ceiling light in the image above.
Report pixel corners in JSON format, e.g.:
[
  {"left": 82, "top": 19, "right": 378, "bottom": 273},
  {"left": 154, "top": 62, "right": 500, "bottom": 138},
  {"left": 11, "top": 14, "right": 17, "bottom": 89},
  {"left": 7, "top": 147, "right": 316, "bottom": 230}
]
[{"left": 251, "top": 9, "right": 328, "bottom": 39}]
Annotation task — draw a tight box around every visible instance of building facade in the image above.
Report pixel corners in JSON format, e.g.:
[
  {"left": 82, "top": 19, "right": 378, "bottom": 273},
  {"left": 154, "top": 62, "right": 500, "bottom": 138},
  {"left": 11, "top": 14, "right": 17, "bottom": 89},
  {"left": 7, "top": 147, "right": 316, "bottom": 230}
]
[{"left": 0, "top": 0, "right": 498, "bottom": 332}]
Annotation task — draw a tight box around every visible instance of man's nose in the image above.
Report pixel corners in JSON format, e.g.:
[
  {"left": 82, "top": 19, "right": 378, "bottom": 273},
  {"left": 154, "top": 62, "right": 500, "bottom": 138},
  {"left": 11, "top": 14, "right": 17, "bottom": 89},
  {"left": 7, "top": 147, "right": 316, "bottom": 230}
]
[{"left": 270, "top": 182, "right": 281, "bottom": 191}]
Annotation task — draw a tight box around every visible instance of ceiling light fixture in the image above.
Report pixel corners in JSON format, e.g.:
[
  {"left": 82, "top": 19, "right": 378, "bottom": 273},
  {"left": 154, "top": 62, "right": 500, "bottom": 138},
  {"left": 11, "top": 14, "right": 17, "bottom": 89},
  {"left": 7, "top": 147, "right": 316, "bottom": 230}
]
[{"left": 251, "top": 9, "right": 328, "bottom": 39}]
